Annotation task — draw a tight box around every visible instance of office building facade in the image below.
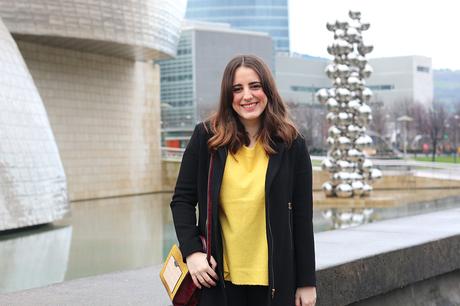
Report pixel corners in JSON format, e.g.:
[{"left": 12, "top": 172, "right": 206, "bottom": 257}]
[
  {"left": 276, "top": 54, "right": 434, "bottom": 107},
  {"left": 158, "top": 21, "right": 273, "bottom": 147}
]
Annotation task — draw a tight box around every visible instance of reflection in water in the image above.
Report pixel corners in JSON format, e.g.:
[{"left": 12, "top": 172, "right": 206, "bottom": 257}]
[
  {"left": 322, "top": 208, "right": 375, "bottom": 229},
  {"left": 1, "top": 192, "right": 460, "bottom": 293},
  {"left": 0, "top": 224, "right": 72, "bottom": 293},
  {"left": 54, "top": 193, "right": 176, "bottom": 281}
]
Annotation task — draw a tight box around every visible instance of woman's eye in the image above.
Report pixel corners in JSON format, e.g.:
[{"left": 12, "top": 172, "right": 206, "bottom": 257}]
[
  {"left": 250, "top": 84, "right": 262, "bottom": 90},
  {"left": 232, "top": 87, "right": 242, "bottom": 93}
]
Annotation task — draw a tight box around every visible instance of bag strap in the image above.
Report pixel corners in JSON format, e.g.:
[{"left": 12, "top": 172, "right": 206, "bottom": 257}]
[{"left": 206, "top": 152, "right": 215, "bottom": 262}]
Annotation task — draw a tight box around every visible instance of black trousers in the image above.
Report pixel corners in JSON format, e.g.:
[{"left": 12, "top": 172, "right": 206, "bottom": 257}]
[{"left": 224, "top": 281, "right": 268, "bottom": 306}]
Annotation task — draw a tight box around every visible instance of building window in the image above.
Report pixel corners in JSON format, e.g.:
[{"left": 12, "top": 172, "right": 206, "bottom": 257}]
[
  {"left": 161, "top": 74, "right": 193, "bottom": 82},
  {"left": 291, "top": 85, "right": 322, "bottom": 92},
  {"left": 416, "top": 66, "right": 430, "bottom": 73},
  {"left": 368, "top": 84, "right": 394, "bottom": 91}
]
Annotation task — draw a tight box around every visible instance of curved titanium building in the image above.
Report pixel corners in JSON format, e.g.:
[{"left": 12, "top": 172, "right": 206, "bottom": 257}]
[
  {"left": 186, "top": 0, "right": 290, "bottom": 53},
  {"left": 0, "top": 18, "right": 68, "bottom": 230},
  {"left": 0, "top": 0, "right": 186, "bottom": 229},
  {"left": 0, "top": 0, "right": 185, "bottom": 60}
]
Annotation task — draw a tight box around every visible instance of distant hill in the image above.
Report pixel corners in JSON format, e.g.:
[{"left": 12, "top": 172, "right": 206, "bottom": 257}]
[{"left": 434, "top": 69, "right": 460, "bottom": 112}]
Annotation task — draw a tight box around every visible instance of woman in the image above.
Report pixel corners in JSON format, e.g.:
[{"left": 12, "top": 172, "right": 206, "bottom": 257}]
[{"left": 170, "top": 55, "right": 316, "bottom": 306}]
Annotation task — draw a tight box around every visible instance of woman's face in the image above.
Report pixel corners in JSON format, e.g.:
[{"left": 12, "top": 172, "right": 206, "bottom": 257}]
[{"left": 231, "top": 66, "right": 268, "bottom": 126}]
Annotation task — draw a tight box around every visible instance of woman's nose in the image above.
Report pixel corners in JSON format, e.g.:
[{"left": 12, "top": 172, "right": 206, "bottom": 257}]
[{"left": 243, "top": 89, "right": 253, "bottom": 101}]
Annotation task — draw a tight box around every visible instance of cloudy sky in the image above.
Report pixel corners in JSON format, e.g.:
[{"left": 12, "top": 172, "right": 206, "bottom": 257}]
[{"left": 289, "top": 0, "right": 459, "bottom": 70}]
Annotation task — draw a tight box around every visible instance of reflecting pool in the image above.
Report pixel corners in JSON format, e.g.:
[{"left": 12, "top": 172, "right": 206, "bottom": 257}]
[{"left": 1, "top": 191, "right": 460, "bottom": 293}]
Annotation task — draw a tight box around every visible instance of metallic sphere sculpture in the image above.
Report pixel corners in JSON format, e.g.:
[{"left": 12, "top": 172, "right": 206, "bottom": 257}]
[{"left": 317, "top": 10, "right": 382, "bottom": 198}]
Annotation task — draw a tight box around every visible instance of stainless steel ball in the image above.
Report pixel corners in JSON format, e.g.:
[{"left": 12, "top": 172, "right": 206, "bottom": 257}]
[
  {"left": 362, "top": 183, "right": 373, "bottom": 196},
  {"left": 322, "top": 182, "right": 335, "bottom": 197},
  {"left": 355, "top": 135, "right": 373, "bottom": 149},
  {"left": 361, "top": 87, "right": 373, "bottom": 102},
  {"left": 328, "top": 125, "right": 341, "bottom": 138},
  {"left": 347, "top": 52, "right": 359, "bottom": 66},
  {"left": 326, "top": 22, "right": 336, "bottom": 31},
  {"left": 321, "top": 158, "right": 336, "bottom": 171},
  {"left": 348, "top": 99, "right": 361, "bottom": 112},
  {"left": 357, "top": 104, "right": 372, "bottom": 122},
  {"left": 347, "top": 76, "right": 361, "bottom": 90},
  {"left": 360, "top": 159, "right": 373, "bottom": 172},
  {"left": 346, "top": 27, "right": 361, "bottom": 42},
  {"left": 326, "top": 98, "right": 340, "bottom": 112},
  {"left": 351, "top": 181, "right": 364, "bottom": 196},
  {"left": 358, "top": 44, "right": 374, "bottom": 55},
  {"left": 334, "top": 29, "right": 345, "bottom": 39},
  {"left": 335, "top": 39, "right": 353, "bottom": 55},
  {"left": 347, "top": 148, "right": 364, "bottom": 162},
  {"left": 332, "top": 172, "right": 351, "bottom": 184},
  {"left": 369, "top": 168, "right": 383, "bottom": 180},
  {"left": 336, "top": 87, "right": 351, "bottom": 102},
  {"left": 347, "top": 124, "right": 361, "bottom": 138},
  {"left": 326, "top": 112, "right": 337, "bottom": 124},
  {"left": 328, "top": 88, "right": 336, "bottom": 97},
  {"left": 357, "top": 55, "right": 368, "bottom": 69},
  {"left": 335, "top": 20, "right": 349, "bottom": 30},
  {"left": 337, "top": 160, "right": 353, "bottom": 172},
  {"left": 348, "top": 10, "right": 361, "bottom": 20},
  {"left": 326, "top": 136, "right": 335, "bottom": 146},
  {"left": 337, "top": 112, "right": 352, "bottom": 126},
  {"left": 360, "top": 22, "right": 370, "bottom": 31},
  {"left": 331, "top": 149, "right": 342, "bottom": 159},
  {"left": 336, "top": 183, "right": 353, "bottom": 198},
  {"left": 336, "top": 64, "right": 351, "bottom": 78},
  {"left": 337, "top": 136, "right": 352, "bottom": 149},
  {"left": 349, "top": 172, "right": 363, "bottom": 181},
  {"left": 316, "top": 88, "right": 329, "bottom": 104},
  {"left": 325, "top": 64, "right": 337, "bottom": 79},
  {"left": 361, "top": 64, "right": 373, "bottom": 78}
]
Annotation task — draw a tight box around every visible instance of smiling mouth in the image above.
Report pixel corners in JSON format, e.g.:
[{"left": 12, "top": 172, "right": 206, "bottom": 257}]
[{"left": 241, "top": 102, "right": 258, "bottom": 109}]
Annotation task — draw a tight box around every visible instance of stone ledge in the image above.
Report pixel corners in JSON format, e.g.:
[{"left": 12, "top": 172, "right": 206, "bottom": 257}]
[
  {"left": 1, "top": 208, "right": 459, "bottom": 306},
  {"left": 317, "top": 236, "right": 460, "bottom": 305}
]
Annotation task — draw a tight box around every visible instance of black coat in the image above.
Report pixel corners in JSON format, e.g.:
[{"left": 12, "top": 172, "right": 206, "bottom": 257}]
[{"left": 170, "top": 122, "right": 316, "bottom": 306}]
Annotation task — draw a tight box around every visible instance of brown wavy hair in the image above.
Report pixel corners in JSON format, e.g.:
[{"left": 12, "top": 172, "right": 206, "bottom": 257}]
[{"left": 207, "top": 54, "right": 299, "bottom": 155}]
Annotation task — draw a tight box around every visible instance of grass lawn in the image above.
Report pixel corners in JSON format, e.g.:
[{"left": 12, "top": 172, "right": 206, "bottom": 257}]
[
  {"left": 311, "top": 159, "right": 322, "bottom": 167},
  {"left": 413, "top": 155, "right": 460, "bottom": 163}
]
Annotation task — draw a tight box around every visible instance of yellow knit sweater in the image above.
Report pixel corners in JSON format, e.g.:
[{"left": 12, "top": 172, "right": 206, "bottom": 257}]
[{"left": 219, "top": 140, "right": 269, "bottom": 285}]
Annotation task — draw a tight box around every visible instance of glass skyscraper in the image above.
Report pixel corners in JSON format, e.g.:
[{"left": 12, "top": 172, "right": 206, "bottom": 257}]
[{"left": 186, "top": 0, "right": 289, "bottom": 53}]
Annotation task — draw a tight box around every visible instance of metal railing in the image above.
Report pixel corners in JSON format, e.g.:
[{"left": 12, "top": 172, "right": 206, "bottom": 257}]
[
  {"left": 161, "top": 147, "right": 185, "bottom": 162},
  {"left": 161, "top": 147, "right": 460, "bottom": 180}
]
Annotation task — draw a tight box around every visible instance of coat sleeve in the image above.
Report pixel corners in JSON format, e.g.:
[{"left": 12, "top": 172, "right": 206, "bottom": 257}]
[
  {"left": 170, "top": 123, "right": 205, "bottom": 262},
  {"left": 292, "top": 137, "right": 317, "bottom": 287}
]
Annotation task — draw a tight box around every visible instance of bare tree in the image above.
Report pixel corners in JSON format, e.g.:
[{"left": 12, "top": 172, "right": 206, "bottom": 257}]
[
  {"left": 286, "top": 101, "right": 325, "bottom": 151},
  {"left": 408, "top": 102, "right": 430, "bottom": 138},
  {"left": 427, "top": 103, "right": 447, "bottom": 161},
  {"left": 369, "top": 100, "right": 386, "bottom": 137}
]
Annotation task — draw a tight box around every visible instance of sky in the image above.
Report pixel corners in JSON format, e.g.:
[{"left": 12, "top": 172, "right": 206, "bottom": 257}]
[{"left": 289, "top": 0, "right": 459, "bottom": 70}]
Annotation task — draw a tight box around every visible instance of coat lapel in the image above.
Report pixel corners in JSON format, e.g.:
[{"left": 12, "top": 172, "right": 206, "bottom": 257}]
[
  {"left": 212, "top": 142, "right": 285, "bottom": 209},
  {"left": 211, "top": 147, "right": 227, "bottom": 220}
]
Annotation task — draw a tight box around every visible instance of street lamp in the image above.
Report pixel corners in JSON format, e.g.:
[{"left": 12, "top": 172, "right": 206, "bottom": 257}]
[
  {"left": 454, "top": 114, "right": 460, "bottom": 163},
  {"left": 397, "top": 115, "right": 413, "bottom": 159}
]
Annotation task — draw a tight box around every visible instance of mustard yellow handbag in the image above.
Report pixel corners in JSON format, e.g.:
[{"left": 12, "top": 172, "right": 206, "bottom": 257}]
[{"left": 160, "top": 154, "right": 214, "bottom": 306}]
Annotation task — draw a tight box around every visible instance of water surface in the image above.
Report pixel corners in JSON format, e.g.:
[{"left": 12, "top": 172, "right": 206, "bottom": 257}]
[{"left": 1, "top": 192, "right": 460, "bottom": 293}]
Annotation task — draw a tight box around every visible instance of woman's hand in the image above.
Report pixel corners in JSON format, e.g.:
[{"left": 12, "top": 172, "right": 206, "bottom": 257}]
[
  {"left": 295, "top": 286, "right": 317, "bottom": 306},
  {"left": 185, "top": 252, "right": 218, "bottom": 289}
]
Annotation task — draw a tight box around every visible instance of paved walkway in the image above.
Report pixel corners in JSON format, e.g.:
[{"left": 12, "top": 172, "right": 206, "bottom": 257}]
[{"left": 1, "top": 208, "right": 460, "bottom": 306}]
